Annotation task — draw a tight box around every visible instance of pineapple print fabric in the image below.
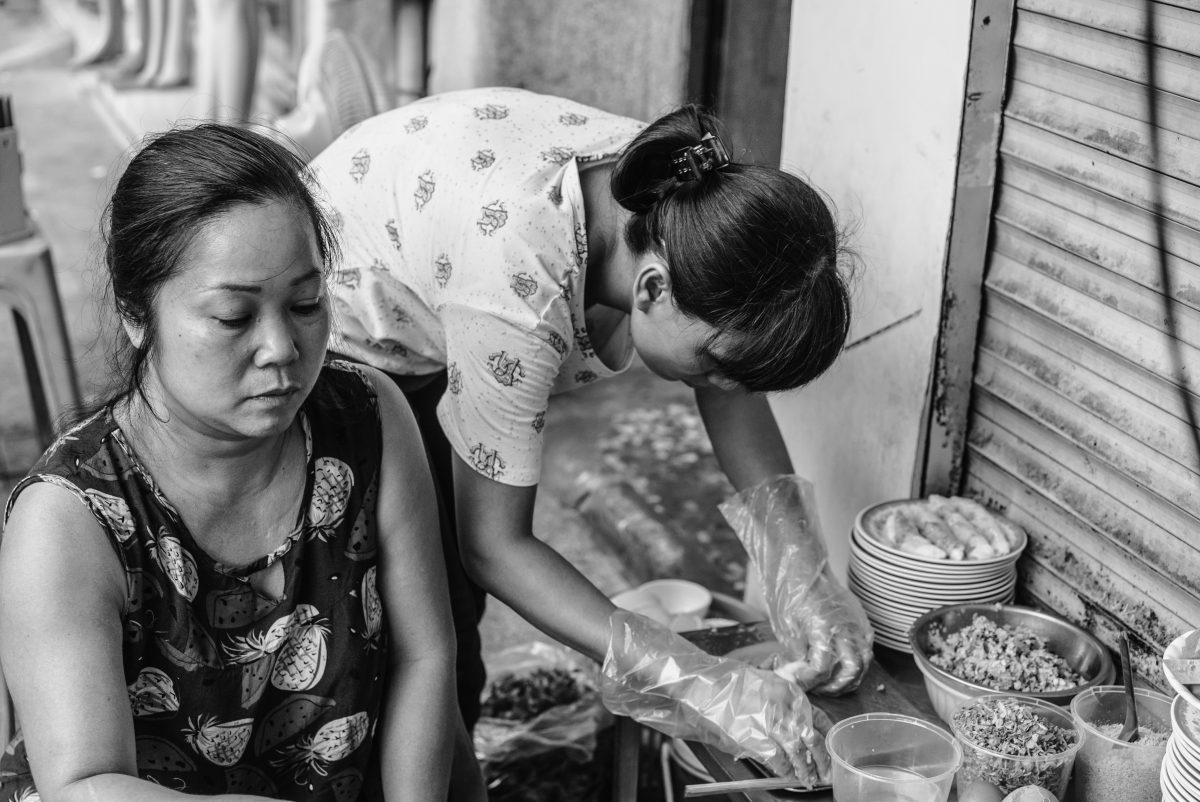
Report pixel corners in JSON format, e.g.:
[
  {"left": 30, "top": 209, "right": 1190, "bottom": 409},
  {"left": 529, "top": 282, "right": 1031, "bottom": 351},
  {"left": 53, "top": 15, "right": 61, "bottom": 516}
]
[
  {"left": 0, "top": 362, "right": 389, "bottom": 802},
  {"left": 309, "top": 87, "right": 646, "bottom": 486}
]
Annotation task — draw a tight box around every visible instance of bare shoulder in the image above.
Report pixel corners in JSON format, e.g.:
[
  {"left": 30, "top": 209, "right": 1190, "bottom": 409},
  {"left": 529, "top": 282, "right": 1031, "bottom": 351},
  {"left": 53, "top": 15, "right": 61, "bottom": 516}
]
[
  {"left": 1, "top": 480, "right": 126, "bottom": 606},
  {"left": 344, "top": 364, "right": 422, "bottom": 437}
]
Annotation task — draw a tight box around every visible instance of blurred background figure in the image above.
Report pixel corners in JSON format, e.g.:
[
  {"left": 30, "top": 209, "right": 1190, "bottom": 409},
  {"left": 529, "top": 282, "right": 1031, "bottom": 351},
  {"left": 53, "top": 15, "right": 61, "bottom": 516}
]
[
  {"left": 130, "top": 0, "right": 190, "bottom": 88},
  {"left": 67, "top": 0, "right": 122, "bottom": 67},
  {"left": 103, "top": 0, "right": 147, "bottom": 79},
  {"left": 193, "top": 0, "right": 261, "bottom": 122}
]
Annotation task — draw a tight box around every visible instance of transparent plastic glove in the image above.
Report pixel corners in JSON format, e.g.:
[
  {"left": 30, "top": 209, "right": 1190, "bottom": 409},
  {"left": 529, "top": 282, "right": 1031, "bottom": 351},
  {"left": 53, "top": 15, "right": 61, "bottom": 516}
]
[
  {"left": 720, "top": 474, "right": 873, "bottom": 695},
  {"left": 600, "top": 609, "right": 832, "bottom": 785}
]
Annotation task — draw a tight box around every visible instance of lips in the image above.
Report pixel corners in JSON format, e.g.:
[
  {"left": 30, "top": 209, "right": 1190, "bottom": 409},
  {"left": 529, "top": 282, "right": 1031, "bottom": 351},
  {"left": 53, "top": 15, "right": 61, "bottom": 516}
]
[{"left": 251, "top": 385, "right": 300, "bottom": 400}]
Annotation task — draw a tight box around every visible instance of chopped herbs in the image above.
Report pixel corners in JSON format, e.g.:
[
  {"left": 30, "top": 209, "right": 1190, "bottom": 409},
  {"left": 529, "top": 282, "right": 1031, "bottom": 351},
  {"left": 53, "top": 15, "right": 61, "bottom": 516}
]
[
  {"left": 479, "top": 667, "right": 586, "bottom": 722},
  {"left": 954, "top": 697, "right": 1076, "bottom": 756},
  {"left": 952, "top": 696, "right": 1079, "bottom": 796},
  {"left": 929, "top": 615, "right": 1083, "bottom": 693}
]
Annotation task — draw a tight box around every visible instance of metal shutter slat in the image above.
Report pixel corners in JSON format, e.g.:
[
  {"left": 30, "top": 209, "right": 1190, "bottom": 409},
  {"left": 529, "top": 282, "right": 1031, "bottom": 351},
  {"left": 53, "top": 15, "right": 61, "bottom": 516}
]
[
  {"left": 1014, "top": 11, "right": 1200, "bottom": 101},
  {"left": 979, "top": 316, "right": 1199, "bottom": 470},
  {"left": 966, "top": 407, "right": 1200, "bottom": 587},
  {"left": 966, "top": 466, "right": 1197, "bottom": 649},
  {"left": 1007, "top": 77, "right": 1200, "bottom": 182},
  {"left": 998, "top": 158, "right": 1200, "bottom": 266},
  {"left": 1001, "top": 118, "right": 1200, "bottom": 228}
]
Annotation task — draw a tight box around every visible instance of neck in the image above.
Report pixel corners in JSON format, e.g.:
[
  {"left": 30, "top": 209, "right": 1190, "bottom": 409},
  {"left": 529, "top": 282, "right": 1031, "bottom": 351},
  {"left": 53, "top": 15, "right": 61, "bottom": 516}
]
[
  {"left": 117, "top": 393, "right": 295, "bottom": 500},
  {"left": 580, "top": 161, "right": 636, "bottom": 313}
]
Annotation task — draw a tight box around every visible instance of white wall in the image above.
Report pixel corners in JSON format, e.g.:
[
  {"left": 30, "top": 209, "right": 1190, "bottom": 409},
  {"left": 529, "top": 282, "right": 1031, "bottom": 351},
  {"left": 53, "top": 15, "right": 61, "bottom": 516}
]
[{"left": 774, "top": 1, "right": 975, "bottom": 578}]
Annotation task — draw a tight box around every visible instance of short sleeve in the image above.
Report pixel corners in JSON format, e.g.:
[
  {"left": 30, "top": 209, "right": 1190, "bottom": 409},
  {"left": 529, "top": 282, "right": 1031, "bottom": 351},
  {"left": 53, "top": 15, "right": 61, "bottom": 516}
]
[{"left": 435, "top": 305, "right": 562, "bottom": 486}]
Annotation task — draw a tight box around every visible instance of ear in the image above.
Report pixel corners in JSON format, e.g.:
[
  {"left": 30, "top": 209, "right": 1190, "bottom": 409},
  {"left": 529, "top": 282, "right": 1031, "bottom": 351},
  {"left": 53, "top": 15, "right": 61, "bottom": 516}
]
[
  {"left": 121, "top": 316, "right": 146, "bottom": 350},
  {"left": 633, "top": 261, "right": 672, "bottom": 313}
]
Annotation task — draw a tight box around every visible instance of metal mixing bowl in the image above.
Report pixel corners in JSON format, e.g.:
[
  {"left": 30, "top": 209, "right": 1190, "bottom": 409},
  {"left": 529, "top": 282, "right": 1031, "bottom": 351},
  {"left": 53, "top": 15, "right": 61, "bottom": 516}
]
[{"left": 909, "top": 603, "right": 1116, "bottom": 722}]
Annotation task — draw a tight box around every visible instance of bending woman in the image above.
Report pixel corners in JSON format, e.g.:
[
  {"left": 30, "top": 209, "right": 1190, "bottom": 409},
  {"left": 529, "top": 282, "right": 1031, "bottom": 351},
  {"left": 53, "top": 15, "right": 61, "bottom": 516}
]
[
  {"left": 309, "top": 87, "right": 866, "bottom": 779},
  {"left": 0, "top": 124, "right": 472, "bottom": 801}
]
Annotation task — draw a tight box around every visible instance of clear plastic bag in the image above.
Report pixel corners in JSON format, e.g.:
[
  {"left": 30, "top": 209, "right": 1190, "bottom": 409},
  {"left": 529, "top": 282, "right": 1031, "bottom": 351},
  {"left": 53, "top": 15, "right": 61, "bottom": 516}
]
[
  {"left": 719, "top": 474, "right": 874, "bottom": 695},
  {"left": 474, "top": 641, "right": 612, "bottom": 800},
  {"left": 600, "top": 609, "right": 831, "bottom": 786},
  {"left": 475, "top": 641, "right": 611, "bottom": 765}
]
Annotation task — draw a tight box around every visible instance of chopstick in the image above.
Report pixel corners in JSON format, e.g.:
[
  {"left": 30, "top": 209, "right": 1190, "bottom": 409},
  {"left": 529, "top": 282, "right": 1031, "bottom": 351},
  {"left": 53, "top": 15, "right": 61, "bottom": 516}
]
[{"left": 683, "top": 776, "right": 812, "bottom": 797}]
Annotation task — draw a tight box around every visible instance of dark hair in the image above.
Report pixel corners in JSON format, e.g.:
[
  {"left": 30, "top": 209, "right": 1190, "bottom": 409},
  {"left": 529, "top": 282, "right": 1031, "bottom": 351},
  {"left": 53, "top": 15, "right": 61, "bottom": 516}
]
[
  {"left": 79, "top": 123, "right": 339, "bottom": 420},
  {"left": 611, "top": 105, "right": 853, "bottom": 393}
]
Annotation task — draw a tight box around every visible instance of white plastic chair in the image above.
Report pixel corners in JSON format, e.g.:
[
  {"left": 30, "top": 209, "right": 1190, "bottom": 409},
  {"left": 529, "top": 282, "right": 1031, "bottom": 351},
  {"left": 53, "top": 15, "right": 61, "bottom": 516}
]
[{"left": 0, "top": 228, "right": 82, "bottom": 447}]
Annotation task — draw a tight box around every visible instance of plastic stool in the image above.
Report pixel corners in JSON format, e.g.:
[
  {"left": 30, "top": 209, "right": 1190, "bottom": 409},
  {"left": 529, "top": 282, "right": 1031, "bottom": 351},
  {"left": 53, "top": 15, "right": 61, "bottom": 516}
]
[{"left": 0, "top": 230, "right": 81, "bottom": 448}]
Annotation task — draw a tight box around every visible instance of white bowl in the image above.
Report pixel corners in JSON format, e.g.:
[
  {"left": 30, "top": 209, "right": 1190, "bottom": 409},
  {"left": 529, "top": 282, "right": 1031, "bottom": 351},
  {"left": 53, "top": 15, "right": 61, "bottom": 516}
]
[
  {"left": 610, "top": 586, "right": 673, "bottom": 625},
  {"left": 638, "top": 578, "right": 712, "bottom": 619}
]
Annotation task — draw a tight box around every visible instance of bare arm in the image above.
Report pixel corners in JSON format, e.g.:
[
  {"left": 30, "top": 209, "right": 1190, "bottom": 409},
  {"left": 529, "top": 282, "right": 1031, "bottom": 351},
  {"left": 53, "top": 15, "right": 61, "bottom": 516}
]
[
  {"left": 693, "top": 387, "right": 793, "bottom": 491},
  {"left": 366, "top": 370, "right": 459, "bottom": 800},
  {"left": 0, "top": 484, "right": 273, "bottom": 802},
  {"left": 452, "top": 459, "right": 616, "bottom": 662}
]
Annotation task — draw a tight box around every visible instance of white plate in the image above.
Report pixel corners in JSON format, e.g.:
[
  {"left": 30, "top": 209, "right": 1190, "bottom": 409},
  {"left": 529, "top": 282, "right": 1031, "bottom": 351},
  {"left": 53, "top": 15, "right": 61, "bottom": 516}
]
[
  {"left": 1168, "top": 737, "right": 1200, "bottom": 792},
  {"left": 851, "top": 578, "right": 1015, "bottom": 619},
  {"left": 853, "top": 500, "right": 1027, "bottom": 568},
  {"left": 849, "top": 558, "right": 1015, "bottom": 598},
  {"left": 1173, "top": 695, "right": 1200, "bottom": 762},
  {"left": 848, "top": 544, "right": 1013, "bottom": 581},
  {"left": 1166, "top": 630, "right": 1200, "bottom": 713},
  {"left": 1162, "top": 755, "right": 1186, "bottom": 802},
  {"left": 1171, "top": 737, "right": 1200, "bottom": 786},
  {"left": 849, "top": 533, "right": 1017, "bottom": 583},
  {"left": 1165, "top": 751, "right": 1200, "bottom": 800},
  {"left": 1163, "top": 758, "right": 1189, "bottom": 802}
]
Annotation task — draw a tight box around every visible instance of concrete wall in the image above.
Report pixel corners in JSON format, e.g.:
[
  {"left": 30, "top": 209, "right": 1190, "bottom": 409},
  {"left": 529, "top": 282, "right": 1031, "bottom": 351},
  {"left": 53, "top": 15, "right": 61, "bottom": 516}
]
[
  {"left": 426, "top": 0, "right": 690, "bottom": 121},
  {"left": 773, "top": 1, "right": 974, "bottom": 577}
]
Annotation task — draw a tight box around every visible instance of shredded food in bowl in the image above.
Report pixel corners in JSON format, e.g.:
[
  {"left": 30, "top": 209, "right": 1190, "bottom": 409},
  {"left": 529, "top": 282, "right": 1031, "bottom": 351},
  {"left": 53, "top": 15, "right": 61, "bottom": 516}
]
[{"left": 928, "top": 614, "right": 1083, "bottom": 693}]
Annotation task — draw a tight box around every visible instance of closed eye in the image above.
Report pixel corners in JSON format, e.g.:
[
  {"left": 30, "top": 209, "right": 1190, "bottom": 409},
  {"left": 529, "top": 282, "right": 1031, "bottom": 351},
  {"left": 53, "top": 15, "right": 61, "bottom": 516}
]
[
  {"left": 293, "top": 300, "right": 324, "bottom": 316},
  {"left": 215, "top": 316, "right": 250, "bottom": 329}
]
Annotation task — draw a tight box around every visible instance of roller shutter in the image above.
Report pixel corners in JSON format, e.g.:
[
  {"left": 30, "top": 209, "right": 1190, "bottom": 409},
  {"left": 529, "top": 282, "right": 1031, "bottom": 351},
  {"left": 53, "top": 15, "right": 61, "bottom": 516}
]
[{"left": 961, "top": 0, "right": 1200, "bottom": 682}]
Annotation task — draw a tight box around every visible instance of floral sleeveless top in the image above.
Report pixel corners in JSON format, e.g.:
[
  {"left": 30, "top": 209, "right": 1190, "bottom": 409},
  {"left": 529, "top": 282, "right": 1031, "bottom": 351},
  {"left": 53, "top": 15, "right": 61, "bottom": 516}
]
[{"left": 0, "top": 362, "right": 388, "bottom": 802}]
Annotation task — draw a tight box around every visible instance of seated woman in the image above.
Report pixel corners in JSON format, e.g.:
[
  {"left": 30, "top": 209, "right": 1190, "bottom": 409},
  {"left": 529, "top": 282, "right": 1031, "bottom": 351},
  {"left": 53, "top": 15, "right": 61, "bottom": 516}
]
[{"left": 0, "top": 124, "right": 475, "bottom": 801}]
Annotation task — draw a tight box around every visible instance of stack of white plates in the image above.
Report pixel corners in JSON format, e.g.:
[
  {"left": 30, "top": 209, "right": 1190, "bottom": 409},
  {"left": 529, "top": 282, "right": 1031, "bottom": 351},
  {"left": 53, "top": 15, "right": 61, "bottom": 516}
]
[
  {"left": 1163, "top": 694, "right": 1200, "bottom": 801},
  {"left": 1163, "top": 630, "right": 1200, "bottom": 800},
  {"left": 848, "top": 500, "right": 1023, "bottom": 653}
]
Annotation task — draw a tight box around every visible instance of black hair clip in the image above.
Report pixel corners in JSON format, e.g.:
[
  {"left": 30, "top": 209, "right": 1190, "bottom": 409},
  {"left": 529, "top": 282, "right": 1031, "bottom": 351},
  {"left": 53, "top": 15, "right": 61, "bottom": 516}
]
[{"left": 670, "top": 132, "right": 731, "bottom": 181}]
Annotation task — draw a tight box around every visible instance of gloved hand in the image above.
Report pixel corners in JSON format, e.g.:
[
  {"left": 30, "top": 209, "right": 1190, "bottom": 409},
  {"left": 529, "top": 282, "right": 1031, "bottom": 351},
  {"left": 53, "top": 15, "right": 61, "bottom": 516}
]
[
  {"left": 720, "top": 474, "right": 873, "bottom": 696},
  {"left": 599, "top": 609, "right": 832, "bottom": 785}
]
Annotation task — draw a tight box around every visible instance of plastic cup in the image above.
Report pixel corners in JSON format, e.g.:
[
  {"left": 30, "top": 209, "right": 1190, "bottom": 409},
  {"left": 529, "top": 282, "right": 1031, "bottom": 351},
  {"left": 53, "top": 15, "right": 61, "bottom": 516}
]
[
  {"left": 826, "top": 712, "right": 962, "bottom": 802},
  {"left": 1069, "top": 685, "right": 1171, "bottom": 802},
  {"left": 951, "top": 694, "right": 1082, "bottom": 800}
]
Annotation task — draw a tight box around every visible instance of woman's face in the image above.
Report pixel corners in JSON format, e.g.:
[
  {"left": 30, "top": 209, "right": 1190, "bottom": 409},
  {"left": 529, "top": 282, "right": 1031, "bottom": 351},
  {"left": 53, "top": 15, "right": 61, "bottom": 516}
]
[
  {"left": 136, "top": 200, "right": 330, "bottom": 441},
  {"left": 629, "top": 265, "right": 740, "bottom": 392}
]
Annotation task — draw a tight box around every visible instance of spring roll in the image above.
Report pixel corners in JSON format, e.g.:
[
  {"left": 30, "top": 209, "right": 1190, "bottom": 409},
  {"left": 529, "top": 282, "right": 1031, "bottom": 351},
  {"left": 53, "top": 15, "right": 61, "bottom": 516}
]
[{"left": 928, "top": 495, "right": 996, "bottom": 560}]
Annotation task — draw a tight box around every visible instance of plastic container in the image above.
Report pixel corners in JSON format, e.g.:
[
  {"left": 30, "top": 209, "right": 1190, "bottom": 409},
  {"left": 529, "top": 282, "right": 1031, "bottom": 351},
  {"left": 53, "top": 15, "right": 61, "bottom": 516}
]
[
  {"left": 1070, "top": 685, "right": 1171, "bottom": 802},
  {"left": 951, "top": 694, "right": 1082, "bottom": 800},
  {"left": 825, "top": 712, "right": 961, "bottom": 802}
]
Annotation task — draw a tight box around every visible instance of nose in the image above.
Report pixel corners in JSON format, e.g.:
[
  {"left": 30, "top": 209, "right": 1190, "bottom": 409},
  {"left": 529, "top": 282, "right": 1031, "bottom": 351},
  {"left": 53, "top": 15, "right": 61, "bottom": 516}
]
[{"left": 253, "top": 314, "right": 300, "bottom": 368}]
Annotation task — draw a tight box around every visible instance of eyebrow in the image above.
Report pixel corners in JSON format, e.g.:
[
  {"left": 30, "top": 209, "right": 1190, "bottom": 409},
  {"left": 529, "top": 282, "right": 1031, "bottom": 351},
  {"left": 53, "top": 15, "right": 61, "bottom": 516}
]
[{"left": 209, "top": 269, "right": 324, "bottom": 293}]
